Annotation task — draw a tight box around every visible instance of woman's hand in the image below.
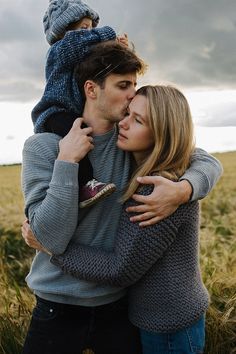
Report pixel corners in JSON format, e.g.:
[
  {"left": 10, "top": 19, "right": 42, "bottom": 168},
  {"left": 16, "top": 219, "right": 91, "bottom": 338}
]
[
  {"left": 126, "top": 176, "right": 192, "bottom": 227},
  {"left": 57, "top": 118, "right": 94, "bottom": 163},
  {"left": 21, "top": 219, "right": 52, "bottom": 255}
]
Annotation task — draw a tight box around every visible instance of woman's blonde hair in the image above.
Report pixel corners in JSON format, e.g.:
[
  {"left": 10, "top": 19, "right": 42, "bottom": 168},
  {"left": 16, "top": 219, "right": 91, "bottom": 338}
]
[{"left": 123, "top": 85, "right": 195, "bottom": 202}]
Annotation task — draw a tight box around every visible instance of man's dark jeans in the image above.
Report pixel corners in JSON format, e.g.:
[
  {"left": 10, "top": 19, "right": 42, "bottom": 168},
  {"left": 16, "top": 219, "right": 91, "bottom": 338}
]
[{"left": 22, "top": 295, "right": 142, "bottom": 354}]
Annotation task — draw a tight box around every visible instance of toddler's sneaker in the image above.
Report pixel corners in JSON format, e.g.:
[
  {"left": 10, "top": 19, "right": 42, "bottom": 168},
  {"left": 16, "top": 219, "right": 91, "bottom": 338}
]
[{"left": 79, "top": 179, "right": 116, "bottom": 208}]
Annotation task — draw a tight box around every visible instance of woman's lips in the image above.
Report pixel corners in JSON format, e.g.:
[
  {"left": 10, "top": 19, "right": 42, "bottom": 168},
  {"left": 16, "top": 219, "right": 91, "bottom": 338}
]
[{"left": 118, "top": 132, "right": 128, "bottom": 140}]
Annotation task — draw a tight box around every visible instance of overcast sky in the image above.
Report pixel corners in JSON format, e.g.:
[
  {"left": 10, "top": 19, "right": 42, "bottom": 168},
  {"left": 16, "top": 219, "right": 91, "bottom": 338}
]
[{"left": 0, "top": 0, "right": 236, "bottom": 126}]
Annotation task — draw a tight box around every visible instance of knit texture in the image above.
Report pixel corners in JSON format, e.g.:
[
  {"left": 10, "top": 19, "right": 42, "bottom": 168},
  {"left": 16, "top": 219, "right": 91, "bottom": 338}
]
[
  {"left": 180, "top": 148, "right": 223, "bottom": 200},
  {"left": 32, "top": 26, "right": 116, "bottom": 133},
  {"left": 51, "top": 186, "right": 209, "bottom": 333},
  {"left": 21, "top": 128, "right": 130, "bottom": 306},
  {"left": 44, "top": 0, "right": 100, "bottom": 45},
  {"left": 22, "top": 127, "right": 221, "bottom": 307}
]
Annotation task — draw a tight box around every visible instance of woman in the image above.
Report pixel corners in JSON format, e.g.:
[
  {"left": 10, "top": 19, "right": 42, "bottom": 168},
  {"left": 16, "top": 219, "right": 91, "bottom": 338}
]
[{"left": 24, "top": 85, "right": 209, "bottom": 354}]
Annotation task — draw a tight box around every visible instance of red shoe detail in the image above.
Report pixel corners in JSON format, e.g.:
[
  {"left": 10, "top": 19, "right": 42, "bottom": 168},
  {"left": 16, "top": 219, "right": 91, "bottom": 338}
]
[{"left": 79, "top": 179, "right": 116, "bottom": 208}]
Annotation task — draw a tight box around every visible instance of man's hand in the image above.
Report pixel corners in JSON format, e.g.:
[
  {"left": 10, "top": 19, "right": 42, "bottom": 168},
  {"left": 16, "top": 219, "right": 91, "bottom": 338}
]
[
  {"left": 21, "top": 219, "right": 52, "bottom": 255},
  {"left": 57, "top": 118, "right": 94, "bottom": 163},
  {"left": 126, "top": 176, "right": 192, "bottom": 227}
]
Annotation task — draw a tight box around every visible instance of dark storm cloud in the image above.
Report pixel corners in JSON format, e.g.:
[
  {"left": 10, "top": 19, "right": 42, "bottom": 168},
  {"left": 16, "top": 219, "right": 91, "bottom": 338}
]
[
  {"left": 0, "top": 0, "right": 236, "bottom": 114},
  {"left": 0, "top": 0, "right": 48, "bottom": 102}
]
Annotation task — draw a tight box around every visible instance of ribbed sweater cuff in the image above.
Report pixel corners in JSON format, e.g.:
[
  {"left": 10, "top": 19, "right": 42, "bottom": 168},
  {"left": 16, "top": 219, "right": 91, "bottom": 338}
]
[
  {"left": 50, "top": 254, "right": 64, "bottom": 267},
  {"left": 51, "top": 160, "right": 79, "bottom": 187},
  {"left": 180, "top": 169, "right": 208, "bottom": 201}
]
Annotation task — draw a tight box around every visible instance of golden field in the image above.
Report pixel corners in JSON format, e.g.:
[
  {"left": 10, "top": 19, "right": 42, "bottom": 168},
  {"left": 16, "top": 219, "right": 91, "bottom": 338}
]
[{"left": 0, "top": 152, "right": 235, "bottom": 353}]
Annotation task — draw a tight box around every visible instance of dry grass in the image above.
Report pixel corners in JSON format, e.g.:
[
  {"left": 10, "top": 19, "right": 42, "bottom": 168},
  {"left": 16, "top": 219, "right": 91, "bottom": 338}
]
[{"left": 0, "top": 153, "right": 236, "bottom": 353}]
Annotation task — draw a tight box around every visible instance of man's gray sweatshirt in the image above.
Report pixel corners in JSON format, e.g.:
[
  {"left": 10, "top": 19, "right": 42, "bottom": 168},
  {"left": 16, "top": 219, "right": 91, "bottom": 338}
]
[{"left": 21, "top": 127, "right": 222, "bottom": 306}]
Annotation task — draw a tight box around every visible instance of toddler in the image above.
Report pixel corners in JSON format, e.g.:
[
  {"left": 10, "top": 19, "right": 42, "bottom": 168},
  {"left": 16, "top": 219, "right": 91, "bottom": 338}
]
[{"left": 32, "top": 0, "right": 127, "bottom": 208}]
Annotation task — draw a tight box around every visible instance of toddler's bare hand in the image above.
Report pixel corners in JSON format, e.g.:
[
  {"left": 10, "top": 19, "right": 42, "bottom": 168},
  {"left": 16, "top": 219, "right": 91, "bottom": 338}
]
[{"left": 117, "top": 33, "right": 129, "bottom": 47}]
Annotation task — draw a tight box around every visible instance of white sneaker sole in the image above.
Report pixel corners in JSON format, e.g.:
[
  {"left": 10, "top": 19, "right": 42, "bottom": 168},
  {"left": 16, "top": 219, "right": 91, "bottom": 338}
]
[{"left": 79, "top": 183, "right": 116, "bottom": 208}]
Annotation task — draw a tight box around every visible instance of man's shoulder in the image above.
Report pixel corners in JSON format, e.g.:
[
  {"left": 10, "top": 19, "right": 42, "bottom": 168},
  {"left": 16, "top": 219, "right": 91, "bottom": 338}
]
[
  {"left": 25, "top": 132, "right": 60, "bottom": 145},
  {"left": 23, "top": 133, "right": 61, "bottom": 158}
]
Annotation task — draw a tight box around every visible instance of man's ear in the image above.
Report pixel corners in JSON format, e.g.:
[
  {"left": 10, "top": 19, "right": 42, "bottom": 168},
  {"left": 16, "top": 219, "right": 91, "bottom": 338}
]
[{"left": 84, "top": 80, "right": 97, "bottom": 99}]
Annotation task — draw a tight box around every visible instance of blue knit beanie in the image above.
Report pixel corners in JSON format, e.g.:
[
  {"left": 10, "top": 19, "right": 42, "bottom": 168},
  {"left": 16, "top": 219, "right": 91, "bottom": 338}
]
[{"left": 43, "top": 0, "right": 100, "bottom": 45}]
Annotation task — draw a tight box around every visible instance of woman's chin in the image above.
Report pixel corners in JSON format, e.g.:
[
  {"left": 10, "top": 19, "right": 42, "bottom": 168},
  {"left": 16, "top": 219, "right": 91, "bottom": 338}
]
[{"left": 117, "top": 139, "right": 128, "bottom": 151}]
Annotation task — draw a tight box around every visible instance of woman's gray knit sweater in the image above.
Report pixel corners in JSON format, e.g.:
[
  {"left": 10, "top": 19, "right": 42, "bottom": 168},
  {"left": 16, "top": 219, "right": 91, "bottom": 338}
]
[
  {"left": 51, "top": 186, "right": 209, "bottom": 333},
  {"left": 22, "top": 131, "right": 221, "bottom": 307}
]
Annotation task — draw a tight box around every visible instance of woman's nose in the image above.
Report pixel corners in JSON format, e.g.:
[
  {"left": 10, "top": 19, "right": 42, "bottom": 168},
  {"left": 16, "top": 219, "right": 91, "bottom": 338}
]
[{"left": 119, "top": 117, "right": 129, "bottom": 130}]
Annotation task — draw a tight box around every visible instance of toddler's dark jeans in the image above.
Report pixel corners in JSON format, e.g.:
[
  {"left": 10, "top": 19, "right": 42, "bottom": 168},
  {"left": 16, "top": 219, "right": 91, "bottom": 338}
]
[{"left": 22, "top": 295, "right": 142, "bottom": 354}]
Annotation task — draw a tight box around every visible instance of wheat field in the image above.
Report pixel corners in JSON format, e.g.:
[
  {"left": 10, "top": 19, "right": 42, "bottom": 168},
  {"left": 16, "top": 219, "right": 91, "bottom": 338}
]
[{"left": 0, "top": 152, "right": 235, "bottom": 354}]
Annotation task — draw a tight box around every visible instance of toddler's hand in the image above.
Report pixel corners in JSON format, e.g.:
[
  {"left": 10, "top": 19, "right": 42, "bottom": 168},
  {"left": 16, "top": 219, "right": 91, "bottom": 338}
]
[{"left": 117, "top": 33, "right": 129, "bottom": 47}]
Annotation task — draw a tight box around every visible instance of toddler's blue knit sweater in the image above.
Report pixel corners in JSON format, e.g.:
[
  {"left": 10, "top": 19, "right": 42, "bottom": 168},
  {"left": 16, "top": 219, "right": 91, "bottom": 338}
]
[{"left": 32, "top": 26, "right": 116, "bottom": 133}]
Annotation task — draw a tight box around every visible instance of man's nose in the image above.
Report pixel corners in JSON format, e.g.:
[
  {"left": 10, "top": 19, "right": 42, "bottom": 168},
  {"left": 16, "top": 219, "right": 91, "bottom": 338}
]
[{"left": 127, "top": 86, "right": 136, "bottom": 100}]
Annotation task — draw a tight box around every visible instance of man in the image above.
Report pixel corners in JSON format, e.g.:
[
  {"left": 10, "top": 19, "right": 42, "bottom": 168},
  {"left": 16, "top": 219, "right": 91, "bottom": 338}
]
[{"left": 21, "top": 41, "right": 222, "bottom": 354}]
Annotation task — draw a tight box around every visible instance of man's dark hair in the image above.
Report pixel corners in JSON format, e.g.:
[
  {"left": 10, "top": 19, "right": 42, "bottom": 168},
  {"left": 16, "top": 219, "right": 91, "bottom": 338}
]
[{"left": 75, "top": 40, "right": 147, "bottom": 96}]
